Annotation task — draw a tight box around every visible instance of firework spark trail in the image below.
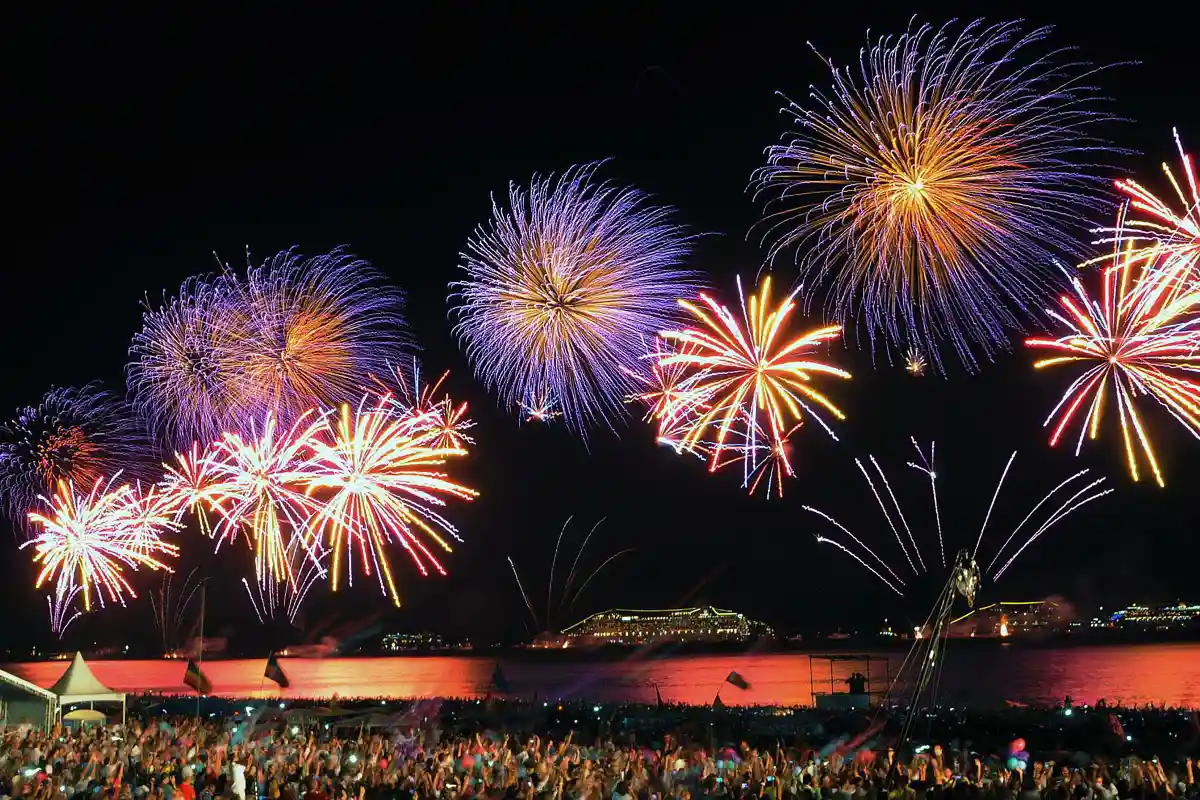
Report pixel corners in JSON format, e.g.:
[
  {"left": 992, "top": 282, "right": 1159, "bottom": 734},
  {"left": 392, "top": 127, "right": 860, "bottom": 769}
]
[
  {"left": 854, "top": 458, "right": 917, "bottom": 574},
  {"left": 452, "top": 162, "right": 699, "bottom": 434},
  {"left": 973, "top": 451, "right": 1018, "bottom": 558},
  {"left": 815, "top": 536, "right": 904, "bottom": 596},
  {"left": 507, "top": 557, "right": 539, "bottom": 632},
  {"left": 559, "top": 517, "right": 606, "bottom": 609},
  {"left": 993, "top": 480, "right": 1114, "bottom": 580},
  {"left": 1027, "top": 253, "right": 1200, "bottom": 487},
  {"left": 660, "top": 275, "right": 850, "bottom": 497},
  {"left": 243, "top": 538, "right": 329, "bottom": 624},
  {"left": 303, "top": 396, "right": 476, "bottom": 607},
  {"left": 47, "top": 585, "right": 84, "bottom": 638},
  {"left": 151, "top": 567, "right": 204, "bottom": 652},
  {"left": 801, "top": 506, "right": 905, "bottom": 586},
  {"left": 906, "top": 438, "right": 944, "bottom": 568},
  {"left": 23, "top": 477, "right": 178, "bottom": 613},
  {"left": 1, "top": 384, "right": 152, "bottom": 534},
  {"left": 508, "top": 517, "right": 630, "bottom": 633},
  {"left": 984, "top": 469, "right": 1090, "bottom": 574},
  {"left": 870, "top": 454, "right": 925, "bottom": 572},
  {"left": 807, "top": 441, "right": 1110, "bottom": 596},
  {"left": 753, "top": 19, "right": 1119, "bottom": 371}
]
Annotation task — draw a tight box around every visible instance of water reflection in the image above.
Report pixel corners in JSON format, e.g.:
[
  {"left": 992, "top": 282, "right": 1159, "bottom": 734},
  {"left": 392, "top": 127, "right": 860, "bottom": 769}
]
[{"left": 5, "top": 643, "right": 1198, "bottom": 707}]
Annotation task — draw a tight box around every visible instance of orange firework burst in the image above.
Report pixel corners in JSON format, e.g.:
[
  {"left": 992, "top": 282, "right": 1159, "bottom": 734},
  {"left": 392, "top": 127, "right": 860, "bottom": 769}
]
[
  {"left": 303, "top": 395, "right": 477, "bottom": 606},
  {"left": 371, "top": 361, "right": 475, "bottom": 452},
  {"left": 624, "top": 337, "right": 712, "bottom": 456},
  {"left": 659, "top": 275, "right": 851, "bottom": 496},
  {"left": 1091, "top": 129, "right": 1200, "bottom": 288},
  {"left": 23, "top": 477, "right": 179, "bottom": 612},
  {"left": 1027, "top": 251, "right": 1200, "bottom": 487}
]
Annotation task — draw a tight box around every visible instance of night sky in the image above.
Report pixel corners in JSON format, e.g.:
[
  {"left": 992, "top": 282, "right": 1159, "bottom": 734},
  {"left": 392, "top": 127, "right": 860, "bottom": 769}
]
[{"left": 8, "top": 3, "right": 1197, "bottom": 653}]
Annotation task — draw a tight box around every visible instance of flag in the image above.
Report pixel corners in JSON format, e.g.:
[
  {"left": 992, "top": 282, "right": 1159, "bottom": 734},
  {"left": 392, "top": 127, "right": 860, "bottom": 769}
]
[
  {"left": 490, "top": 663, "right": 510, "bottom": 693},
  {"left": 264, "top": 653, "right": 289, "bottom": 688},
  {"left": 655, "top": 683, "right": 664, "bottom": 709},
  {"left": 725, "top": 671, "right": 750, "bottom": 690},
  {"left": 183, "top": 659, "right": 211, "bottom": 695},
  {"left": 1108, "top": 713, "right": 1125, "bottom": 739}
]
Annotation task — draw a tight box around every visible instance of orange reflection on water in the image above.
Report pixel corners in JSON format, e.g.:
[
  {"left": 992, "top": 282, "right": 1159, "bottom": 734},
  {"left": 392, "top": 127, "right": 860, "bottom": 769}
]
[{"left": 4, "top": 644, "right": 1198, "bottom": 707}]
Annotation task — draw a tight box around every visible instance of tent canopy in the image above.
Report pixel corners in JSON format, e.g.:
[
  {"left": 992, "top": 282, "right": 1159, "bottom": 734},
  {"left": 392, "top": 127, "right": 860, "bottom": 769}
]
[{"left": 51, "top": 652, "right": 127, "bottom": 706}]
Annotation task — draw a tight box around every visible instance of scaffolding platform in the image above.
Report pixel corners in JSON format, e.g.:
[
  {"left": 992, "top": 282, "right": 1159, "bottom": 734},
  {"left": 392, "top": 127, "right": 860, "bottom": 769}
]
[{"left": 808, "top": 653, "right": 890, "bottom": 710}]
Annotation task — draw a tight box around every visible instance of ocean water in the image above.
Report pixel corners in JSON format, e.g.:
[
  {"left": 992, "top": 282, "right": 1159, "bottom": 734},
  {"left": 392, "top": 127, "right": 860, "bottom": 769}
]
[{"left": 6, "top": 643, "right": 1198, "bottom": 707}]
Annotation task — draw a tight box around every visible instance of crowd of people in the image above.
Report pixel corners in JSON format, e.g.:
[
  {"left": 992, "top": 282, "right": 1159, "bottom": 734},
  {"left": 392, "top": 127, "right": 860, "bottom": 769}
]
[{"left": 2, "top": 700, "right": 1198, "bottom": 800}]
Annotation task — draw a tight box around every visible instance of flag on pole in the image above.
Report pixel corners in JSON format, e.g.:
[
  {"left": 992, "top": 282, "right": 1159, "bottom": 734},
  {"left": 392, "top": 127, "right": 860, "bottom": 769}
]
[
  {"left": 490, "top": 663, "right": 510, "bottom": 693},
  {"left": 183, "top": 659, "right": 211, "bottom": 695},
  {"left": 725, "top": 671, "right": 750, "bottom": 690},
  {"left": 264, "top": 653, "right": 289, "bottom": 688}
]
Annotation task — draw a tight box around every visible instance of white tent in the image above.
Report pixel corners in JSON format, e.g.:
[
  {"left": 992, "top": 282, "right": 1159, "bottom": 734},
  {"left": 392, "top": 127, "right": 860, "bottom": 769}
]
[{"left": 50, "top": 652, "right": 126, "bottom": 723}]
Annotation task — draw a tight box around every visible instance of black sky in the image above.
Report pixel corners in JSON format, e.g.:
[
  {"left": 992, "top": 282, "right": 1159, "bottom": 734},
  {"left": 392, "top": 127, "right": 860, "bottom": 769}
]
[{"left": 7, "top": 3, "right": 1197, "bottom": 653}]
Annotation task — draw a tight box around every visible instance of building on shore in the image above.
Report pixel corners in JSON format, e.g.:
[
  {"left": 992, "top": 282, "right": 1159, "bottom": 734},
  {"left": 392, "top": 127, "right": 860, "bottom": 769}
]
[
  {"left": 540, "top": 606, "right": 773, "bottom": 647},
  {"left": 381, "top": 632, "right": 472, "bottom": 652}
]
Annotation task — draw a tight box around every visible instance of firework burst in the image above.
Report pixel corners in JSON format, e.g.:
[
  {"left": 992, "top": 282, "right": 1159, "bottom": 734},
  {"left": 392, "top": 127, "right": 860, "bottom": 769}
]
[
  {"left": 235, "top": 247, "right": 410, "bottom": 425},
  {"left": 1026, "top": 255, "right": 1200, "bottom": 488},
  {"left": 303, "top": 396, "right": 477, "bottom": 606},
  {"left": 1, "top": 384, "right": 151, "bottom": 533},
  {"left": 128, "top": 275, "right": 249, "bottom": 448},
  {"left": 753, "top": 19, "right": 1118, "bottom": 371},
  {"left": 659, "top": 275, "right": 851, "bottom": 496},
  {"left": 624, "top": 337, "right": 713, "bottom": 456},
  {"left": 23, "top": 477, "right": 179, "bottom": 612},
  {"left": 371, "top": 360, "right": 475, "bottom": 451},
  {"left": 905, "top": 348, "right": 928, "bottom": 377},
  {"left": 451, "top": 162, "right": 698, "bottom": 433},
  {"left": 804, "top": 440, "right": 1112, "bottom": 596},
  {"left": 204, "top": 412, "right": 326, "bottom": 587},
  {"left": 1091, "top": 129, "right": 1200, "bottom": 285}
]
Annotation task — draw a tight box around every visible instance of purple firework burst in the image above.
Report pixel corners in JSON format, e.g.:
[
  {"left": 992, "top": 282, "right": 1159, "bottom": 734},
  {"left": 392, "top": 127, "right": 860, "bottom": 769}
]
[
  {"left": 450, "top": 162, "right": 699, "bottom": 433},
  {"left": 128, "top": 274, "right": 248, "bottom": 449},
  {"left": 128, "top": 247, "right": 410, "bottom": 446},
  {"left": 0, "top": 383, "right": 152, "bottom": 535}
]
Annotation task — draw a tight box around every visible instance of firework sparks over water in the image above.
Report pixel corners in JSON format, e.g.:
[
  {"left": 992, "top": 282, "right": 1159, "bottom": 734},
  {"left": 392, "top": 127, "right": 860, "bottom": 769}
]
[
  {"left": 804, "top": 440, "right": 1112, "bottom": 596},
  {"left": 451, "top": 162, "right": 698, "bottom": 434},
  {"left": 23, "top": 477, "right": 179, "bottom": 612},
  {"left": 1, "top": 385, "right": 151, "bottom": 535},
  {"left": 753, "top": 20, "right": 1118, "bottom": 371},
  {"left": 659, "top": 275, "right": 850, "bottom": 496}
]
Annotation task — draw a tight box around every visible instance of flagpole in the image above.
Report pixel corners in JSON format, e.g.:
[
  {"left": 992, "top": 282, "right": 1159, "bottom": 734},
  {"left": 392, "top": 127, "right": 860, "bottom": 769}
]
[{"left": 196, "top": 581, "right": 206, "bottom": 718}]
